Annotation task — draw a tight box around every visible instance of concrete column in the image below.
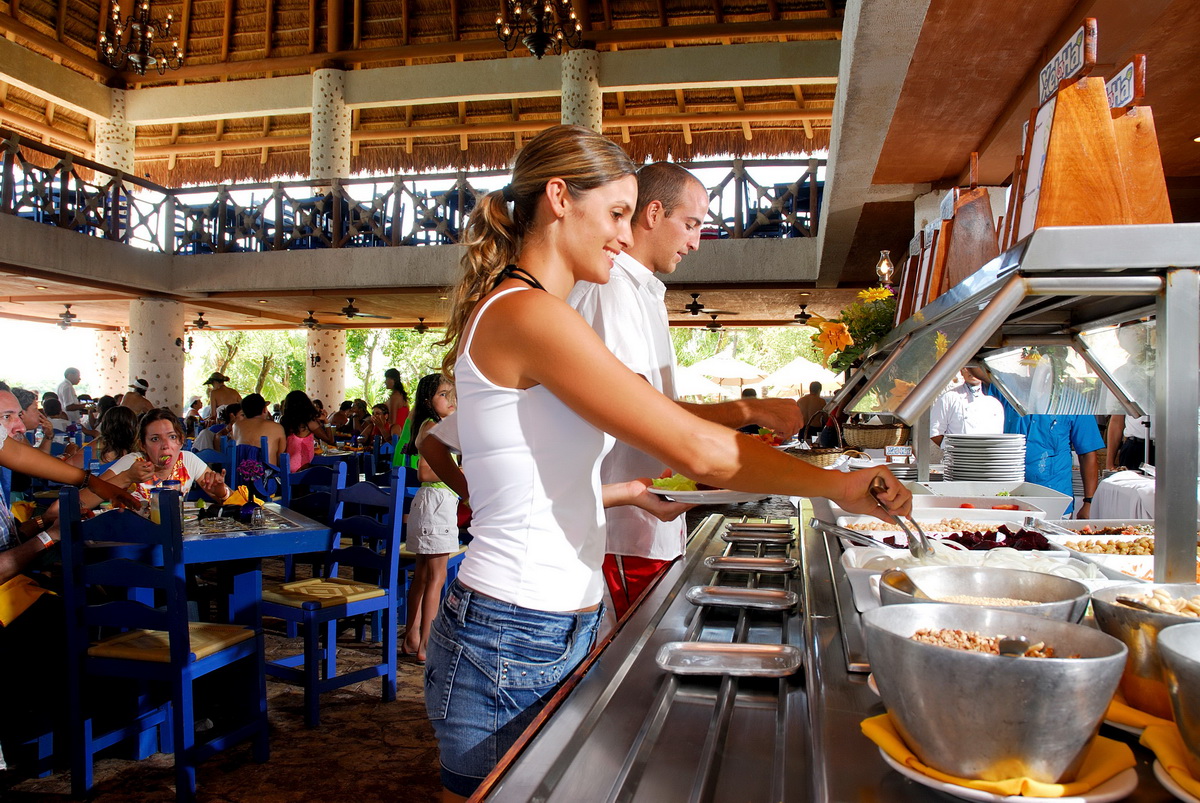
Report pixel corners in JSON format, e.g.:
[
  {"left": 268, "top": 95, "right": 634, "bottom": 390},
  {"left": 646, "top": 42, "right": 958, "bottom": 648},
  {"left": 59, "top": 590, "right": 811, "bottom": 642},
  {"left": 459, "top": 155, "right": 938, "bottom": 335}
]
[
  {"left": 560, "top": 49, "right": 602, "bottom": 132},
  {"left": 128, "top": 298, "right": 186, "bottom": 413},
  {"left": 95, "top": 89, "right": 135, "bottom": 173},
  {"left": 310, "top": 69, "right": 352, "bottom": 181},
  {"left": 91, "top": 330, "right": 128, "bottom": 398},
  {"left": 305, "top": 328, "right": 347, "bottom": 410}
]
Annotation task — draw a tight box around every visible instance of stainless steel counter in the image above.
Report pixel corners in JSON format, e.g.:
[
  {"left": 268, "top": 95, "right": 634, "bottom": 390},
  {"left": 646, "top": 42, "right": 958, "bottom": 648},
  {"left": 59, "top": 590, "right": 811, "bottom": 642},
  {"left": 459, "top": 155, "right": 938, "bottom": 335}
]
[{"left": 478, "top": 497, "right": 1177, "bottom": 802}]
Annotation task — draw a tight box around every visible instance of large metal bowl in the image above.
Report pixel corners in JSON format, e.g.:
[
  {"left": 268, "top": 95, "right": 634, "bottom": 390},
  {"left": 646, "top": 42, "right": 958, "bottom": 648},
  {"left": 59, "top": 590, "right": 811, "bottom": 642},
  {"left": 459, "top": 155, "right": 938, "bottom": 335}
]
[
  {"left": 878, "top": 565, "right": 1091, "bottom": 622},
  {"left": 1091, "top": 583, "right": 1200, "bottom": 720},
  {"left": 1158, "top": 622, "right": 1200, "bottom": 777},
  {"left": 863, "top": 603, "right": 1126, "bottom": 783}
]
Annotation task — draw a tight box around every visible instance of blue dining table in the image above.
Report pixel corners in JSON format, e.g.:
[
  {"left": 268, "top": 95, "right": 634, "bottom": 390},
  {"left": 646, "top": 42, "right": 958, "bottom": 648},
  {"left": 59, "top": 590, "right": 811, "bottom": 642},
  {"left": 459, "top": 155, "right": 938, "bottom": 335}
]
[{"left": 95, "top": 504, "right": 334, "bottom": 626}]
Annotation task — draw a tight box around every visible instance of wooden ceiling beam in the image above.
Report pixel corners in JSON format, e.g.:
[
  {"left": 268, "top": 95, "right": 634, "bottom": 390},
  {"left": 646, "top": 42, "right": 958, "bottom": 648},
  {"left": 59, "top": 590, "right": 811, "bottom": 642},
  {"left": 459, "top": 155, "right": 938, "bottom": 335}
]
[
  {"left": 263, "top": 0, "right": 275, "bottom": 57},
  {"left": 401, "top": 0, "right": 409, "bottom": 45},
  {"left": 188, "top": 298, "right": 301, "bottom": 324},
  {"left": 221, "top": 0, "right": 235, "bottom": 62},
  {"left": 180, "top": 0, "right": 193, "bottom": 57},
  {"left": 0, "top": 11, "right": 118, "bottom": 81},
  {"left": 142, "top": 17, "right": 841, "bottom": 81},
  {"left": 450, "top": 0, "right": 459, "bottom": 41},
  {"left": 327, "top": 0, "right": 343, "bottom": 53},
  {"left": 54, "top": 0, "right": 67, "bottom": 41},
  {"left": 204, "top": 287, "right": 444, "bottom": 298},
  {"left": 136, "top": 108, "right": 832, "bottom": 156},
  {"left": 308, "top": 0, "right": 318, "bottom": 53},
  {"left": 0, "top": 106, "right": 91, "bottom": 151},
  {"left": 0, "top": 311, "right": 118, "bottom": 330},
  {"left": 0, "top": 293, "right": 135, "bottom": 302}
]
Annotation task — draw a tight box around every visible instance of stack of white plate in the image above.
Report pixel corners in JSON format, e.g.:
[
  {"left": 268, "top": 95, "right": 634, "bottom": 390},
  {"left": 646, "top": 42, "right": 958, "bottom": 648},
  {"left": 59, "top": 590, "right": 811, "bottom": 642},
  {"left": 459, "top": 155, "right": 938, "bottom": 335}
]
[{"left": 943, "top": 434, "right": 1026, "bottom": 482}]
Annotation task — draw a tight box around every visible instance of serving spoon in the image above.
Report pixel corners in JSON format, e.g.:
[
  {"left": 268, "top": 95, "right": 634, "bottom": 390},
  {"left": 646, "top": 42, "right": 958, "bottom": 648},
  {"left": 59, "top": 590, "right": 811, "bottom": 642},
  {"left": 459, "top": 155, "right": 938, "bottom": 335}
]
[
  {"left": 880, "top": 568, "right": 932, "bottom": 600},
  {"left": 998, "top": 635, "right": 1034, "bottom": 658}
]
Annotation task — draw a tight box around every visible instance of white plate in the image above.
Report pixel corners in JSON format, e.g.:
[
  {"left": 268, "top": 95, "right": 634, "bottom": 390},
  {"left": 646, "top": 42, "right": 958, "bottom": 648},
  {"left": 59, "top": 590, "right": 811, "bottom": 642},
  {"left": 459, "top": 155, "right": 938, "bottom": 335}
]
[
  {"left": 878, "top": 749, "right": 1138, "bottom": 802},
  {"left": 1101, "top": 718, "right": 1143, "bottom": 737},
  {"left": 647, "top": 487, "right": 768, "bottom": 504},
  {"left": 1154, "top": 759, "right": 1200, "bottom": 803}
]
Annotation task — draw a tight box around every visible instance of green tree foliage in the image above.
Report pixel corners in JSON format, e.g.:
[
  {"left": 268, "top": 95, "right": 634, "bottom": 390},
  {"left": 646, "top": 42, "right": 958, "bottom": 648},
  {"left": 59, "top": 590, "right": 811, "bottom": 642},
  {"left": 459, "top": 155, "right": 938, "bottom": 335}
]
[
  {"left": 378, "top": 328, "right": 452, "bottom": 402},
  {"left": 194, "top": 330, "right": 306, "bottom": 403},
  {"left": 670, "top": 326, "right": 825, "bottom": 374}
]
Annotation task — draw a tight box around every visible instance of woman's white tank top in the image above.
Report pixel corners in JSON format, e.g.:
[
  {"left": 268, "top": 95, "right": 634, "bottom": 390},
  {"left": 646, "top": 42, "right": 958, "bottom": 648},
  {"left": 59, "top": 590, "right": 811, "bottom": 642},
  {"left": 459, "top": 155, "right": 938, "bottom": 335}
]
[{"left": 454, "top": 287, "right": 614, "bottom": 611}]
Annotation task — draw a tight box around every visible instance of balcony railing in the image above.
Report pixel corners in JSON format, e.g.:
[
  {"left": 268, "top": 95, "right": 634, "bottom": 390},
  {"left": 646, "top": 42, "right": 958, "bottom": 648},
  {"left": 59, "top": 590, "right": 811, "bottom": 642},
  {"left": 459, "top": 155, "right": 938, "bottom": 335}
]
[{"left": 0, "top": 129, "right": 824, "bottom": 256}]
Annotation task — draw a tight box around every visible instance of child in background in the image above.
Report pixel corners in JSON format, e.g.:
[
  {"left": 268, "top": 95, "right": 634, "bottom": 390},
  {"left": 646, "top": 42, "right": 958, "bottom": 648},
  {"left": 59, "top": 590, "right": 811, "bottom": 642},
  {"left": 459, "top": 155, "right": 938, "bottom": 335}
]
[{"left": 401, "top": 373, "right": 459, "bottom": 662}]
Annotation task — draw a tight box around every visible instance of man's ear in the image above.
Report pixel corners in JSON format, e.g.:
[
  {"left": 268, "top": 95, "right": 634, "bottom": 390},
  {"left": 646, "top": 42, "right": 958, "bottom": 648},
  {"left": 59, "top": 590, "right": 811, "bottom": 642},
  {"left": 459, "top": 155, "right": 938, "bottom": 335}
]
[{"left": 642, "top": 199, "right": 664, "bottom": 229}]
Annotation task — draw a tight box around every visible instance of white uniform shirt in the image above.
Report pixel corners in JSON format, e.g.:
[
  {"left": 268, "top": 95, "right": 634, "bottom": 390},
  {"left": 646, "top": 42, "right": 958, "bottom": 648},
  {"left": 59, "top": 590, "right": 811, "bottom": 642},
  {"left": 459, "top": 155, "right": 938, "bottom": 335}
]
[
  {"left": 56, "top": 379, "right": 81, "bottom": 423},
  {"left": 929, "top": 382, "right": 1004, "bottom": 439},
  {"left": 567, "top": 252, "right": 686, "bottom": 561}
]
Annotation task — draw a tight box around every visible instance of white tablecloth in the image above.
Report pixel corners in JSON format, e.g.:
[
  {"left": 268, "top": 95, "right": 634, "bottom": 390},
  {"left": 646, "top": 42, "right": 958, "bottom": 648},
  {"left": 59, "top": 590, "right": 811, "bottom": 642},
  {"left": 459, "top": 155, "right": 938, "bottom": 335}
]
[{"left": 1090, "top": 470, "right": 1200, "bottom": 520}]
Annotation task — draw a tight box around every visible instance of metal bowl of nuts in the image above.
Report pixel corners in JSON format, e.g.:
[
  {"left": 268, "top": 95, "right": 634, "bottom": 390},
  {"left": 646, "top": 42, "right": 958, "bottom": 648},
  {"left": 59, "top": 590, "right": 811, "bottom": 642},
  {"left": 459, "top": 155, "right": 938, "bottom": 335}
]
[
  {"left": 878, "top": 565, "right": 1091, "bottom": 622},
  {"left": 863, "top": 603, "right": 1126, "bottom": 783},
  {"left": 1091, "top": 583, "right": 1200, "bottom": 720},
  {"left": 1158, "top": 622, "right": 1200, "bottom": 777}
]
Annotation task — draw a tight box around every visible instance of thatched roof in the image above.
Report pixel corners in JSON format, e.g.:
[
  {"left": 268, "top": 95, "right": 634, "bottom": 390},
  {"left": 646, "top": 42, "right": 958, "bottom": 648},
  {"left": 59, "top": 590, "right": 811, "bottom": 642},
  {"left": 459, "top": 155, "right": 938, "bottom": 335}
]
[{"left": 0, "top": 0, "right": 843, "bottom": 185}]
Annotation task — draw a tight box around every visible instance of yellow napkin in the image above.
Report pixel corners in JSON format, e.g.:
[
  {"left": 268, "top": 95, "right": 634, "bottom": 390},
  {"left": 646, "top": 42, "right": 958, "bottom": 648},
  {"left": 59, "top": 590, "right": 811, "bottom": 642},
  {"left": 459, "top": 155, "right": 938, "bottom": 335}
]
[
  {"left": 0, "top": 575, "right": 53, "bottom": 627},
  {"left": 222, "top": 486, "right": 265, "bottom": 508},
  {"left": 862, "top": 713, "right": 1135, "bottom": 797},
  {"left": 1105, "top": 689, "right": 1174, "bottom": 731},
  {"left": 1141, "top": 723, "right": 1200, "bottom": 799},
  {"left": 9, "top": 500, "right": 36, "bottom": 523}
]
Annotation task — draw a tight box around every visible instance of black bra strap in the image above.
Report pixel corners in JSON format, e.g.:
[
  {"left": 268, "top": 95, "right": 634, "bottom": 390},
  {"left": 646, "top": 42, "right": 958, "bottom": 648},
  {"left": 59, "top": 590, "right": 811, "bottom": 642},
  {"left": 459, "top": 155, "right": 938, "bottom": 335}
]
[{"left": 497, "top": 264, "right": 546, "bottom": 291}]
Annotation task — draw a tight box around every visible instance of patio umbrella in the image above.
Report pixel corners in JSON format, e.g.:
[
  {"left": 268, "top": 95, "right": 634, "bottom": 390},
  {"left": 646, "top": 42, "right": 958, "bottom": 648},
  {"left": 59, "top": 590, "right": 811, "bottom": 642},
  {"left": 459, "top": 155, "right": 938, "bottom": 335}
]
[
  {"left": 674, "top": 364, "right": 726, "bottom": 398},
  {"left": 690, "top": 353, "right": 766, "bottom": 388},
  {"left": 761, "top": 356, "right": 842, "bottom": 394}
]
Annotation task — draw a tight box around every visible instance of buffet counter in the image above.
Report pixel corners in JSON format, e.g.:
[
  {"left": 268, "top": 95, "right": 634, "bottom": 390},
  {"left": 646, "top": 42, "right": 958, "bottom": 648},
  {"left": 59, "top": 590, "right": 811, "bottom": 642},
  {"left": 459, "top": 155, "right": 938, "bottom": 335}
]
[{"left": 476, "top": 497, "right": 1176, "bottom": 802}]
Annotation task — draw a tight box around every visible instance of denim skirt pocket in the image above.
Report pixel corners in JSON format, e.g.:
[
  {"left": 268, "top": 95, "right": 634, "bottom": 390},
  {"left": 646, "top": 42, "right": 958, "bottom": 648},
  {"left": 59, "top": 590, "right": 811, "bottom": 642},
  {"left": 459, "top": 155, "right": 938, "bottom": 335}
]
[{"left": 425, "top": 625, "right": 464, "bottom": 722}]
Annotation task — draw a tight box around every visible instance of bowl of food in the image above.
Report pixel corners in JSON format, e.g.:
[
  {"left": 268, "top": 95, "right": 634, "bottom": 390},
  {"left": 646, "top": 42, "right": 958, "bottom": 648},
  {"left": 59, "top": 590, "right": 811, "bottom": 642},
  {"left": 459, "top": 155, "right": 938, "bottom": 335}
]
[
  {"left": 1091, "top": 583, "right": 1200, "bottom": 720},
  {"left": 1157, "top": 621, "right": 1200, "bottom": 777},
  {"left": 862, "top": 603, "right": 1126, "bottom": 783},
  {"left": 877, "top": 565, "right": 1091, "bottom": 622}
]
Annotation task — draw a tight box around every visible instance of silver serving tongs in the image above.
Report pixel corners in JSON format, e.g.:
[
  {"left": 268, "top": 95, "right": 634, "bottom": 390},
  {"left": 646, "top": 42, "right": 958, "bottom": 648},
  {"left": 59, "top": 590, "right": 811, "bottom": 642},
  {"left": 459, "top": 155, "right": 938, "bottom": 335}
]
[
  {"left": 869, "top": 475, "right": 932, "bottom": 559},
  {"left": 808, "top": 517, "right": 903, "bottom": 551}
]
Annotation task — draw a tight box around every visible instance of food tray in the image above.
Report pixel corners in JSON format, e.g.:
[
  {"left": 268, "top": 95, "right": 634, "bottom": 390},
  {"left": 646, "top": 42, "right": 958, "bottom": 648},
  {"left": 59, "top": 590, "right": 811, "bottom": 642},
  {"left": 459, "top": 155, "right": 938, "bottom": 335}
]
[
  {"left": 703, "top": 556, "right": 798, "bottom": 573},
  {"left": 721, "top": 531, "right": 795, "bottom": 545},
  {"left": 655, "top": 641, "right": 802, "bottom": 677},
  {"left": 725, "top": 522, "right": 794, "bottom": 532},
  {"left": 905, "top": 481, "right": 1073, "bottom": 519},
  {"left": 684, "top": 586, "right": 798, "bottom": 610}
]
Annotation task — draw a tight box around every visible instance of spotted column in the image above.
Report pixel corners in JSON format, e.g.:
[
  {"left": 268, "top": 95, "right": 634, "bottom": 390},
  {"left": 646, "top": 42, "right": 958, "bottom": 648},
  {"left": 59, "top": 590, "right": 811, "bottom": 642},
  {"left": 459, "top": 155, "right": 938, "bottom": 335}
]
[
  {"left": 310, "top": 69, "right": 352, "bottom": 181},
  {"left": 306, "top": 328, "right": 347, "bottom": 411},
  {"left": 128, "top": 298, "right": 186, "bottom": 413},
  {"left": 91, "top": 329, "right": 128, "bottom": 398},
  {"left": 561, "top": 49, "right": 602, "bottom": 132},
  {"left": 95, "top": 89, "right": 135, "bottom": 173}
]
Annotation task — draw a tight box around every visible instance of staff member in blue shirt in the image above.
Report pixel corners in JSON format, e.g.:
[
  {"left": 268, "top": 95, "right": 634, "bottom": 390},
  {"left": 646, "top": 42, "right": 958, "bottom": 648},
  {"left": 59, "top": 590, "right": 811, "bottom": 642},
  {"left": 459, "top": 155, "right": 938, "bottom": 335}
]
[{"left": 1005, "top": 412, "right": 1104, "bottom": 518}]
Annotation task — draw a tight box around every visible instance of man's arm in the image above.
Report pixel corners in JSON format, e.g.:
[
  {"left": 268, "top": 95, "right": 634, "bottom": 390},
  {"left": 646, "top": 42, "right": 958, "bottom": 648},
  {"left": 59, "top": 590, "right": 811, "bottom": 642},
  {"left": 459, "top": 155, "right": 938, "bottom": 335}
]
[
  {"left": 677, "top": 398, "right": 803, "bottom": 438},
  {"left": 1077, "top": 450, "right": 1100, "bottom": 519},
  {"left": 1105, "top": 415, "right": 1124, "bottom": 469}
]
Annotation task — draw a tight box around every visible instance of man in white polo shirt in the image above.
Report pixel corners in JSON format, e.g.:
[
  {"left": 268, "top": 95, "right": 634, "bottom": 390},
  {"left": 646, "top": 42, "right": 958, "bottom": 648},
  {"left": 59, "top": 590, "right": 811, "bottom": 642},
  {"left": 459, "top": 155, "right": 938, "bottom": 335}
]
[
  {"left": 569, "top": 162, "right": 803, "bottom": 618},
  {"left": 929, "top": 366, "right": 1005, "bottom": 446}
]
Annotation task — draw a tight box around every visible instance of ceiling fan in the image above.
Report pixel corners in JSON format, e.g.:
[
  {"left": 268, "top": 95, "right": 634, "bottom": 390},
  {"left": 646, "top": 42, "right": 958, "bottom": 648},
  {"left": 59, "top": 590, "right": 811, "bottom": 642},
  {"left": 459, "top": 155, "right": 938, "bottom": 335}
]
[
  {"left": 190, "top": 312, "right": 210, "bottom": 329},
  {"left": 414, "top": 317, "right": 429, "bottom": 334},
  {"left": 57, "top": 304, "right": 77, "bottom": 329},
  {"left": 789, "top": 303, "right": 813, "bottom": 326},
  {"left": 675, "top": 293, "right": 736, "bottom": 317},
  {"left": 301, "top": 310, "right": 323, "bottom": 330},
  {"left": 705, "top": 313, "right": 723, "bottom": 331},
  {"left": 316, "top": 297, "right": 392, "bottom": 321}
]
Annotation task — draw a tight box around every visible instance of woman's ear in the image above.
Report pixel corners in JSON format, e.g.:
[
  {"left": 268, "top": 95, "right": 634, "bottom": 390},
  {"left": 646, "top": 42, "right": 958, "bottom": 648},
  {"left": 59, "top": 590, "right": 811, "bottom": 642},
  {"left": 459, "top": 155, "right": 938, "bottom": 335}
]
[{"left": 543, "top": 177, "right": 571, "bottom": 219}]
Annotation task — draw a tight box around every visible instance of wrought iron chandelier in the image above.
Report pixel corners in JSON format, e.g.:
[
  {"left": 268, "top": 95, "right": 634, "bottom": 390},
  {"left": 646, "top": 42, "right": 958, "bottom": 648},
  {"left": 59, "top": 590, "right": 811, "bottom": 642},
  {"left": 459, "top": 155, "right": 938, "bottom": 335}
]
[
  {"left": 495, "top": 0, "right": 583, "bottom": 60},
  {"left": 100, "top": 1, "right": 184, "bottom": 76}
]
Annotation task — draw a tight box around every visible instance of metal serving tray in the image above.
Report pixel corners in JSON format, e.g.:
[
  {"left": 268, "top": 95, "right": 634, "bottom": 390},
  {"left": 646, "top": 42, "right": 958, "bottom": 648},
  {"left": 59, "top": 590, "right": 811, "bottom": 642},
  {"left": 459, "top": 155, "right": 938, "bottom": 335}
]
[
  {"left": 726, "top": 522, "right": 794, "bottom": 532},
  {"left": 655, "top": 641, "right": 803, "bottom": 677},
  {"left": 684, "top": 585, "right": 799, "bottom": 610},
  {"left": 704, "top": 556, "right": 798, "bottom": 573},
  {"left": 721, "top": 531, "right": 795, "bottom": 545}
]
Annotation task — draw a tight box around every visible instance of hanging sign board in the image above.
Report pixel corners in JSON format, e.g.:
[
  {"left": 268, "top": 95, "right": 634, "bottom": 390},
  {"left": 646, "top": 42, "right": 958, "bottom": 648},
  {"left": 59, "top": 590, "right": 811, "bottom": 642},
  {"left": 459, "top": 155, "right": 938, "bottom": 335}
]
[
  {"left": 1037, "top": 21, "right": 1095, "bottom": 106},
  {"left": 1017, "top": 97, "right": 1056, "bottom": 241},
  {"left": 1105, "top": 62, "right": 1136, "bottom": 108},
  {"left": 939, "top": 190, "right": 956, "bottom": 221}
]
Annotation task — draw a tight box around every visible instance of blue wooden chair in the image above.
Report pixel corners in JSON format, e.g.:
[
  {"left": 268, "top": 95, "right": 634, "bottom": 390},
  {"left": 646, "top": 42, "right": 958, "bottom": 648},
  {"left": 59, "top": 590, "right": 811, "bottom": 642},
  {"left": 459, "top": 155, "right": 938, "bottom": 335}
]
[
  {"left": 261, "top": 476, "right": 403, "bottom": 727},
  {"left": 59, "top": 488, "right": 270, "bottom": 801}
]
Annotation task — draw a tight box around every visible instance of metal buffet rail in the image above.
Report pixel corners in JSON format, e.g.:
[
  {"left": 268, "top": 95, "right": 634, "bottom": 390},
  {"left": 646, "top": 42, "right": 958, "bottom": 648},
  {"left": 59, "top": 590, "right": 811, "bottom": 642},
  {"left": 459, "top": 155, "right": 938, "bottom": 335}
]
[{"left": 478, "top": 496, "right": 1177, "bottom": 801}]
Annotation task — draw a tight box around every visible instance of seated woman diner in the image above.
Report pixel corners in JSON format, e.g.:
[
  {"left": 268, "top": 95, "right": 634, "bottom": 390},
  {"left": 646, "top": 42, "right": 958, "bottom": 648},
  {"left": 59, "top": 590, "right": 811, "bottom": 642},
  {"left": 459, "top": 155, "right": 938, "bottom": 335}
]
[
  {"left": 102, "top": 408, "right": 231, "bottom": 508},
  {"left": 425, "top": 124, "right": 911, "bottom": 801}
]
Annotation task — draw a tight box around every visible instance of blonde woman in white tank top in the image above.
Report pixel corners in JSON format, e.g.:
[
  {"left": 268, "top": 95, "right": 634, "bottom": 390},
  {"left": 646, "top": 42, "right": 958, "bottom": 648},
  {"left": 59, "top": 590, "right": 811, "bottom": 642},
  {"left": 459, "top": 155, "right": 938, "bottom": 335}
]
[{"left": 425, "top": 126, "right": 913, "bottom": 801}]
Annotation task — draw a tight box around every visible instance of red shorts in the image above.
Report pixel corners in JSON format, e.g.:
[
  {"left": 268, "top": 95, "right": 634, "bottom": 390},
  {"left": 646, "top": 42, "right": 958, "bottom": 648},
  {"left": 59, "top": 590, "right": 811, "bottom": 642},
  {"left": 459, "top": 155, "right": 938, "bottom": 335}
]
[{"left": 602, "top": 553, "right": 672, "bottom": 620}]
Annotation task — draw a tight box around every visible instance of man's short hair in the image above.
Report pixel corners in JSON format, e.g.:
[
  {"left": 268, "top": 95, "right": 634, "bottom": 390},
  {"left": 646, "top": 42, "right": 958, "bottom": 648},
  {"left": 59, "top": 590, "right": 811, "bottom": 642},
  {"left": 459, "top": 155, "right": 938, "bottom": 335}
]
[
  {"left": 809, "top": 381, "right": 822, "bottom": 394},
  {"left": 633, "top": 162, "right": 706, "bottom": 222},
  {"left": 12, "top": 387, "right": 35, "bottom": 410},
  {"left": 241, "top": 393, "right": 267, "bottom": 418},
  {"left": 64, "top": 367, "right": 79, "bottom": 378},
  {"left": 741, "top": 388, "right": 757, "bottom": 398},
  {"left": 43, "top": 398, "right": 63, "bottom": 416}
]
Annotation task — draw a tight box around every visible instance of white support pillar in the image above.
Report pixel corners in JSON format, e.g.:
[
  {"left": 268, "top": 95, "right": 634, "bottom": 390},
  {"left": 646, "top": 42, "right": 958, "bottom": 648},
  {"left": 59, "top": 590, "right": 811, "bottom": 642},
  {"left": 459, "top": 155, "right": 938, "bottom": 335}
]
[
  {"left": 310, "top": 69, "right": 352, "bottom": 181},
  {"left": 561, "top": 49, "right": 602, "bottom": 132},
  {"left": 306, "top": 328, "right": 347, "bottom": 410},
  {"left": 128, "top": 298, "right": 186, "bottom": 413},
  {"left": 91, "top": 330, "right": 128, "bottom": 398},
  {"left": 95, "top": 89, "right": 135, "bottom": 173}
]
